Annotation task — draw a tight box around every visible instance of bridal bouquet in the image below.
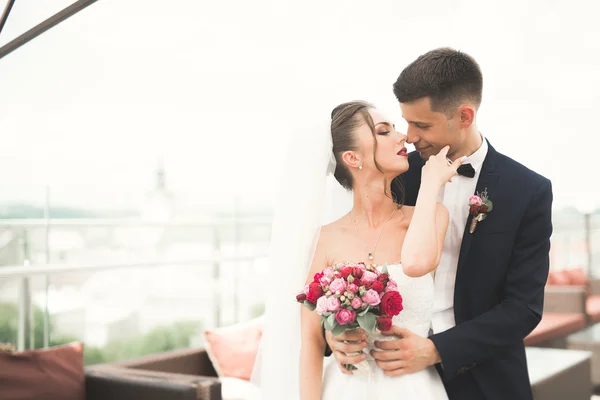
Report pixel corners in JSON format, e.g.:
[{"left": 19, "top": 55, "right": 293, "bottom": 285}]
[{"left": 296, "top": 262, "right": 403, "bottom": 336}]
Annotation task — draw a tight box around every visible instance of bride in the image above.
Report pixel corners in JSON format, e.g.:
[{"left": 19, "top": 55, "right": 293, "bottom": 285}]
[{"left": 251, "top": 100, "right": 463, "bottom": 400}]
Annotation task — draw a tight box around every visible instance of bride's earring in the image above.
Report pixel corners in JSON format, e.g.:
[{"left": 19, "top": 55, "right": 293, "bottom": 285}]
[{"left": 358, "top": 162, "right": 363, "bottom": 170}]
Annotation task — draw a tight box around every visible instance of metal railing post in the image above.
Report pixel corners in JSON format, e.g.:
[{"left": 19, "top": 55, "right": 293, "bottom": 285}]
[{"left": 213, "top": 226, "right": 221, "bottom": 327}]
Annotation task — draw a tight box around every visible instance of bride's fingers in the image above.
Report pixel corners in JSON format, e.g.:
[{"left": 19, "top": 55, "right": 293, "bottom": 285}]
[
  {"left": 334, "top": 350, "right": 365, "bottom": 366},
  {"left": 451, "top": 155, "right": 467, "bottom": 171},
  {"left": 337, "top": 362, "right": 353, "bottom": 375},
  {"left": 333, "top": 330, "right": 365, "bottom": 343},
  {"left": 332, "top": 340, "right": 366, "bottom": 354}
]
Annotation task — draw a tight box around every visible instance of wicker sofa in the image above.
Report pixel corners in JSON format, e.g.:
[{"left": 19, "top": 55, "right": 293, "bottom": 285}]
[{"left": 87, "top": 348, "right": 222, "bottom": 400}]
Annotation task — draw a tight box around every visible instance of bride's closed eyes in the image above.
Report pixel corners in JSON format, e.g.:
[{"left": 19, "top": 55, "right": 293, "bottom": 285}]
[{"left": 376, "top": 122, "right": 396, "bottom": 135}]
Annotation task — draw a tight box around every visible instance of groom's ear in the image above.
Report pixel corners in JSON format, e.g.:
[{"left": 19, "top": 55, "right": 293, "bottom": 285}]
[{"left": 458, "top": 105, "right": 476, "bottom": 128}]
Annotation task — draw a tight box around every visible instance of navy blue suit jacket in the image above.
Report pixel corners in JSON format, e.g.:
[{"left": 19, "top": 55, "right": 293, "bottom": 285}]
[{"left": 396, "top": 141, "right": 553, "bottom": 400}]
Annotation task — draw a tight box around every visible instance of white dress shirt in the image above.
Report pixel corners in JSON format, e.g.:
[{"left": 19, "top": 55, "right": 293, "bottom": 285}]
[{"left": 430, "top": 138, "right": 489, "bottom": 335}]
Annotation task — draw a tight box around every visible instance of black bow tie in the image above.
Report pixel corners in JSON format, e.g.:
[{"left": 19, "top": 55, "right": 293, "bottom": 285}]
[{"left": 457, "top": 163, "right": 475, "bottom": 178}]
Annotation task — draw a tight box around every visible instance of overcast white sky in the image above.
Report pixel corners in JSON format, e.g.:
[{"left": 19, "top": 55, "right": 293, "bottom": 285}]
[{"left": 1, "top": 0, "right": 599, "bottom": 212}]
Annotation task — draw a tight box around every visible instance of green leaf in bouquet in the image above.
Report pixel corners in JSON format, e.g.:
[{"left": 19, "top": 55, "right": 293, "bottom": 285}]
[
  {"left": 331, "top": 324, "right": 346, "bottom": 336},
  {"left": 303, "top": 300, "right": 316, "bottom": 311},
  {"left": 322, "top": 312, "right": 331, "bottom": 317},
  {"left": 324, "top": 313, "right": 336, "bottom": 331},
  {"left": 347, "top": 275, "right": 354, "bottom": 284},
  {"left": 357, "top": 305, "right": 371, "bottom": 316},
  {"left": 357, "top": 312, "right": 377, "bottom": 332}
]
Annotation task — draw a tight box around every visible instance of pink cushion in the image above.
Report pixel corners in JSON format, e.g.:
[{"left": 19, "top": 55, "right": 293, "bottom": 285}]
[
  {"left": 549, "top": 270, "right": 571, "bottom": 286},
  {"left": 587, "top": 295, "right": 600, "bottom": 322},
  {"left": 203, "top": 318, "right": 264, "bottom": 381},
  {"left": 565, "top": 268, "right": 588, "bottom": 286},
  {"left": 0, "top": 342, "right": 85, "bottom": 400}
]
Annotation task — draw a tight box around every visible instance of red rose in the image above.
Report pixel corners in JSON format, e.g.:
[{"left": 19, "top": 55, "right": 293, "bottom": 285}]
[
  {"left": 377, "top": 273, "right": 388, "bottom": 283},
  {"left": 479, "top": 204, "right": 488, "bottom": 213},
  {"left": 296, "top": 293, "right": 307, "bottom": 303},
  {"left": 340, "top": 267, "right": 354, "bottom": 279},
  {"left": 306, "top": 282, "right": 323, "bottom": 304},
  {"left": 380, "top": 291, "right": 403, "bottom": 316},
  {"left": 363, "top": 280, "right": 372, "bottom": 289},
  {"left": 353, "top": 267, "right": 364, "bottom": 279},
  {"left": 469, "top": 205, "right": 478, "bottom": 214},
  {"left": 353, "top": 278, "right": 362, "bottom": 287},
  {"left": 313, "top": 272, "right": 324, "bottom": 283},
  {"left": 371, "top": 281, "right": 384, "bottom": 293},
  {"left": 377, "top": 316, "right": 392, "bottom": 331}
]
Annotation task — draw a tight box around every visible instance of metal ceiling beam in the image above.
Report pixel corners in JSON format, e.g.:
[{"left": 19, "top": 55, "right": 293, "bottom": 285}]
[
  {"left": 0, "top": 0, "right": 100, "bottom": 60},
  {"left": 0, "top": 0, "right": 16, "bottom": 35}
]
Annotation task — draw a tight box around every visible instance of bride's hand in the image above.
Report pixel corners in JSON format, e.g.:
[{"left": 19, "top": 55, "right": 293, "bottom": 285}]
[
  {"left": 421, "top": 146, "right": 466, "bottom": 188},
  {"left": 325, "top": 329, "right": 368, "bottom": 375}
]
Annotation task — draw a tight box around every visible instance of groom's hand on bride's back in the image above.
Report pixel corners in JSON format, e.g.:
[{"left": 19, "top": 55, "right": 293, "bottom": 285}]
[{"left": 325, "top": 330, "right": 368, "bottom": 375}]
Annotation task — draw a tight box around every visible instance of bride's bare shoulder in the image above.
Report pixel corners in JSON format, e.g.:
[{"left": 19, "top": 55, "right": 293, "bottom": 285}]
[{"left": 317, "top": 215, "right": 350, "bottom": 244}]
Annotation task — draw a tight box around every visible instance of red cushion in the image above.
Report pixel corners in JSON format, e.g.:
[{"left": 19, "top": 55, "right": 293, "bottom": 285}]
[
  {"left": 524, "top": 313, "right": 586, "bottom": 346},
  {"left": 0, "top": 342, "right": 84, "bottom": 400}
]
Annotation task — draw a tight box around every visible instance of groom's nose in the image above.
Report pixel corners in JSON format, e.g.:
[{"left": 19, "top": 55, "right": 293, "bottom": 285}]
[{"left": 405, "top": 128, "right": 419, "bottom": 144}]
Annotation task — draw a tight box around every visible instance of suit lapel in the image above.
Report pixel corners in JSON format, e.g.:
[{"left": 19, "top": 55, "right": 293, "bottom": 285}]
[{"left": 456, "top": 141, "right": 500, "bottom": 277}]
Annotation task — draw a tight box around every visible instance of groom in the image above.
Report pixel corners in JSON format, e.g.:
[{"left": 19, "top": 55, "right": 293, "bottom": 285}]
[{"left": 325, "top": 48, "right": 553, "bottom": 400}]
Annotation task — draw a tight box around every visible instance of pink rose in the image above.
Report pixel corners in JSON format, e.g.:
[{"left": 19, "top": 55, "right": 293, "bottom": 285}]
[
  {"left": 319, "top": 276, "right": 331, "bottom": 286},
  {"left": 362, "top": 289, "right": 381, "bottom": 306},
  {"left": 351, "top": 297, "right": 362, "bottom": 309},
  {"left": 326, "top": 296, "right": 341, "bottom": 312},
  {"left": 385, "top": 280, "right": 398, "bottom": 293},
  {"left": 469, "top": 195, "right": 482, "bottom": 207},
  {"left": 315, "top": 296, "right": 328, "bottom": 315},
  {"left": 329, "top": 278, "right": 346, "bottom": 294},
  {"left": 362, "top": 271, "right": 378, "bottom": 283},
  {"left": 347, "top": 283, "right": 358, "bottom": 293},
  {"left": 335, "top": 309, "right": 356, "bottom": 325},
  {"left": 323, "top": 267, "right": 335, "bottom": 279}
]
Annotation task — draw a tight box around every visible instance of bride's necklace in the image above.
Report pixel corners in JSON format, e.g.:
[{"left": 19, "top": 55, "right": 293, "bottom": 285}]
[{"left": 350, "top": 207, "right": 397, "bottom": 266}]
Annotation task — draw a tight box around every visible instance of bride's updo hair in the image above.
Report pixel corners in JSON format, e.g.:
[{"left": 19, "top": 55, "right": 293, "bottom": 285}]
[
  {"left": 330, "top": 101, "right": 375, "bottom": 190},
  {"left": 330, "top": 101, "right": 405, "bottom": 205}
]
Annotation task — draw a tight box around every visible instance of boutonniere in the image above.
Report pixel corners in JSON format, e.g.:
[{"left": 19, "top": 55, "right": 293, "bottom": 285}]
[{"left": 468, "top": 188, "right": 493, "bottom": 233}]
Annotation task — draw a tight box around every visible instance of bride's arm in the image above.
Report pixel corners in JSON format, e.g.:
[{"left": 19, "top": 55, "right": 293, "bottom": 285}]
[
  {"left": 300, "top": 235, "right": 329, "bottom": 400},
  {"left": 401, "top": 148, "right": 459, "bottom": 277},
  {"left": 401, "top": 197, "right": 448, "bottom": 278}
]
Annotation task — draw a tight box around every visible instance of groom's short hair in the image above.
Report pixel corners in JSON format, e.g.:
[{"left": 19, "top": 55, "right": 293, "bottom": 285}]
[{"left": 393, "top": 48, "right": 483, "bottom": 116}]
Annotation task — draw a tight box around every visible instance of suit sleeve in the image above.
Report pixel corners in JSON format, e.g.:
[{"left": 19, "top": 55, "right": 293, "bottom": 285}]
[{"left": 429, "top": 178, "right": 553, "bottom": 381}]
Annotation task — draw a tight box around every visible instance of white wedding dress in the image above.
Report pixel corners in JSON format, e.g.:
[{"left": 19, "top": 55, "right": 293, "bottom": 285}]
[{"left": 321, "top": 263, "right": 448, "bottom": 400}]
